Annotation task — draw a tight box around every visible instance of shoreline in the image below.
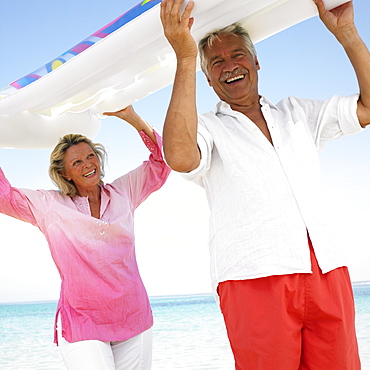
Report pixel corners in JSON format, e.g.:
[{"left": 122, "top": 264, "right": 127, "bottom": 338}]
[{"left": 1, "top": 283, "right": 370, "bottom": 306}]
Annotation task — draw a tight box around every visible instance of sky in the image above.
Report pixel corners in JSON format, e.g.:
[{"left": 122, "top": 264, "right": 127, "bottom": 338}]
[{"left": 0, "top": 0, "right": 369, "bottom": 303}]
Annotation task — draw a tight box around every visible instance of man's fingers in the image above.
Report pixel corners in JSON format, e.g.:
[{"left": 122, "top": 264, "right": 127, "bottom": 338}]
[
  {"left": 160, "top": 0, "right": 175, "bottom": 26},
  {"left": 180, "top": 0, "right": 194, "bottom": 23},
  {"left": 312, "top": 0, "right": 326, "bottom": 16},
  {"left": 170, "top": 0, "right": 184, "bottom": 20},
  {"left": 161, "top": 0, "right": 194, "bottom": 27}
]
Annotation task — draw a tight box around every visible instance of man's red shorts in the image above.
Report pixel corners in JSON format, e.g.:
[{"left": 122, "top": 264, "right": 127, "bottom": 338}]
[{"left": 218, "top": 237, "right": 361, "bottom": 369}]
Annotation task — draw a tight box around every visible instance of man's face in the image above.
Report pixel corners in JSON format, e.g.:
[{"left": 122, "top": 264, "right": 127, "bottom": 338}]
[{"left": 204, "top": 34, "right": 260, "bottom": 106}]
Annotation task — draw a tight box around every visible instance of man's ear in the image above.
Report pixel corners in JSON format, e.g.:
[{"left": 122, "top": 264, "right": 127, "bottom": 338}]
[
  {"left": 255, "top": 57, "right": 261, "bottom": 71},
  {"left": 206, "top": 74, "right": 212, "bottom": 87}
]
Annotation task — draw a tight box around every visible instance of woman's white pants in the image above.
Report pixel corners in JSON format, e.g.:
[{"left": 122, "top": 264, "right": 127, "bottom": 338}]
[{"left": 58, "top": 328, "right": 152, "bottom": 370}]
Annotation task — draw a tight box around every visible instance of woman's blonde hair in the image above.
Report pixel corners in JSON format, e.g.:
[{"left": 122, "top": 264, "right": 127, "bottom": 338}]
[{"left": 49, "top": 134, "right": 107, "bottom": 197}]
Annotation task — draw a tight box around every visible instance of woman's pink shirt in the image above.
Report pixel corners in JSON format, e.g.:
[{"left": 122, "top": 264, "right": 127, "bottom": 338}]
[{"left": 0, "top": 131, "right": 170, "bottom": 344}]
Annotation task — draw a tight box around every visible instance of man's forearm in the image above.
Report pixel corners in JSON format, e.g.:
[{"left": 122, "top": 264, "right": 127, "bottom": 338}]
[
  {"left": 339, "top": 27, "right": 370, "bottom": 126},
  {"left": 163, "top": 57, "right": 201, "bottom": 172}
]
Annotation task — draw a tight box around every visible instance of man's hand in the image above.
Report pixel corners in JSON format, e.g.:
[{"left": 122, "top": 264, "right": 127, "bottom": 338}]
[
  {"left": 313, "top": 0, "right": 370, "bottom": 127},
  {"left": 160, "top": 0, "right": 198, "bottom": 61},
  {"left": 312, "top": 0, "right": 354, "bottom": 40}
]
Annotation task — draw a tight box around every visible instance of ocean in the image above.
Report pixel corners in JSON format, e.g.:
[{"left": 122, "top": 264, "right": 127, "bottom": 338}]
[{"left": 0, "top": 284, "right": 369, "bottom": 369}]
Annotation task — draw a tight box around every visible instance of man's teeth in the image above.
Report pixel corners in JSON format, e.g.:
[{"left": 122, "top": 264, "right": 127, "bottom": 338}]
[
  {"left": 84, "top": 169, "right": 96, "bottom": 177},
  {"left": 226, "top": 74, "right": 244, "bottom": 83}
]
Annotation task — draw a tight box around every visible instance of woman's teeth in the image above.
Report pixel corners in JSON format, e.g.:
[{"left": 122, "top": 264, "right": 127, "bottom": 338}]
[{"left": 83, "top": 169, "right": 96, "bottom": 177}]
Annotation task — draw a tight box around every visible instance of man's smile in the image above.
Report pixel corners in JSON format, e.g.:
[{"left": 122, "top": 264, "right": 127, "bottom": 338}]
[
  {"left": 225, "top": 74, "right": 246, "bottom": 84},
  {"left": 220, "top": 69, "right": 249, "bottom": 85}
]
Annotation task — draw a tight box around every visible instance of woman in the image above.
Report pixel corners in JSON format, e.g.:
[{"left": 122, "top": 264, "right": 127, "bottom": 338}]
[{"left": 0, "top": 106, "right": 171, "bottom": 369}]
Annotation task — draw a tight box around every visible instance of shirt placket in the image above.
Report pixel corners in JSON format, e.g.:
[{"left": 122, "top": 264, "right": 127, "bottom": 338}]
[
  {"left": 262, "top": 104, "right": 282, "bottom": 154},
  {"left": 264, "top": 105, "right": 296, "bottom": 189},
  {"left": 72, "top": 195, "right": 110, "bottom": 236},
  {"left": 264, "top": 107, "right": 311, "bottom": 228},
  {"left": 234, "top": 109, "right": 273, "bottom": 149}
]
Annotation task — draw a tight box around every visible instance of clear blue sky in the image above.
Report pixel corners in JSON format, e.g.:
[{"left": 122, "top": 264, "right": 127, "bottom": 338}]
[{"left": 0, "top": 0, "right": 369, "bottom": 303}]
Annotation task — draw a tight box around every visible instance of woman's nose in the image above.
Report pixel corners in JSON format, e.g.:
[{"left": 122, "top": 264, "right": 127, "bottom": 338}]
[{"left": 83, "top": 160, "right": 92, "bottom": 168}]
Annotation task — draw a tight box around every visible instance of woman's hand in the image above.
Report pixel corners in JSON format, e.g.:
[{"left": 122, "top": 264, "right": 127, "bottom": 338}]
[
  {"left": 103, "top": 105, "right": 143, "bottom": 129},
  {"left": 103, "top": 106, "right": 157, "bottom": 144}
]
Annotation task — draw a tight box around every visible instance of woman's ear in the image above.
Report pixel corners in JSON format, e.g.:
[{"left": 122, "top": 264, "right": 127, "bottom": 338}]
[{"left": 60, "top": 171, "right": 71, "bottom": 182}]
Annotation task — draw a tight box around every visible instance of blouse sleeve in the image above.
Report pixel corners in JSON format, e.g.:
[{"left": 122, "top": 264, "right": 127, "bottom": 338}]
[
  {"left": 111, "top": 130, "right": 171, "bottom": 209},
  {"left": 0, "top": 167, "right": 38, "bottom": 225}
]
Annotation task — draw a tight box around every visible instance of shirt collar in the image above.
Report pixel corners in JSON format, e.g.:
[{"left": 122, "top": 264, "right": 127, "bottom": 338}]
[
  {"left": 71, "top": 184, "right": 110, "bottom": 217},
  {"left": 215, "top": 95, "right": 278, "bottom": 115}
]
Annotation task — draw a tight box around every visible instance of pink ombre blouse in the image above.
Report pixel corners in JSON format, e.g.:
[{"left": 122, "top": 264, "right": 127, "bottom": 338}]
[{"left": 0, "top": 131, "right": 170, "bottom": 344}]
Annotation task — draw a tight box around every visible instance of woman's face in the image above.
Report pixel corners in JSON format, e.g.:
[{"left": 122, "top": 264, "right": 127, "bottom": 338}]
[{"left": 62, "top": 142, "right": 101, "bottom": 196}]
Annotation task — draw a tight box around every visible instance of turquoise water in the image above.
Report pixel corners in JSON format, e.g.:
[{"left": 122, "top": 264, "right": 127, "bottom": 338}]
[{"left": 0, "top": 285, "right": 369, "bottom": 369}]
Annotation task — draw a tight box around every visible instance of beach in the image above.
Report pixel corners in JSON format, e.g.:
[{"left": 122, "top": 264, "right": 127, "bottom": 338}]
[{"left": 0, "top": 286, "right": 369, "bottom": 369}]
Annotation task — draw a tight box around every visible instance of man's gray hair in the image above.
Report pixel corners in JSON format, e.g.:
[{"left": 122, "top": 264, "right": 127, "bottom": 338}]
[{"left": 198, "top": 23, "right": 257, "bottom": 74}]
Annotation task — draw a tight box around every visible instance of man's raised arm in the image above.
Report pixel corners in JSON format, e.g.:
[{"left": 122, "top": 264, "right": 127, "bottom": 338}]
[
  {"left": 313, "top": 0, "right": 370, "bottom": 127},
  {"left": 160, "top": 0, "right": 201, "bottom": 172}
]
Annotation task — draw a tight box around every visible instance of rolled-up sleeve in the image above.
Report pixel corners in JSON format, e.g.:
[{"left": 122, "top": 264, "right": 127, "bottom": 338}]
[
  {"left": 112, "top": 130, "right": 171, "bottom": 209},
  {"left": 289, "top": 94, "right": 364, "bottom": 151},
  {"left": 316, "top": 94, "right": 364, "bottom": 150},
  {"left": 337, "top": 94, "right": 363, "bottom": 136}
]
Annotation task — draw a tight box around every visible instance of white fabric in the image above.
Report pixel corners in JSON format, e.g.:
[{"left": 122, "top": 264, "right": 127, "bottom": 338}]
[
  {"left": 58, "top": 327, "right": 152, "bottom": 370},
  {"left": 0, "top": 0, "right": 349, "bottom": 149},
  {"left": 183, "top": 94, "right": 363, "bottom": 295}
]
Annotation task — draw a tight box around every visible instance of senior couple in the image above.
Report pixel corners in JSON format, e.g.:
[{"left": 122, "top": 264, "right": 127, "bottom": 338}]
[{"left": 1, "top": 0, "right": 369, "bottom": 368}]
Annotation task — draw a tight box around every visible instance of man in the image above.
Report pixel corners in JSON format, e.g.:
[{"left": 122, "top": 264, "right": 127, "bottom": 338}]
[{"left": 160, "top": 0, "right": 370, "bottom": 368}]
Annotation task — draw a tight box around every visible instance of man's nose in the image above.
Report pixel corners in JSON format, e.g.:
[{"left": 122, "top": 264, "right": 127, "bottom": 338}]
[{"left": 223, "top": 58, "right": 238, "bottom": 72}]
